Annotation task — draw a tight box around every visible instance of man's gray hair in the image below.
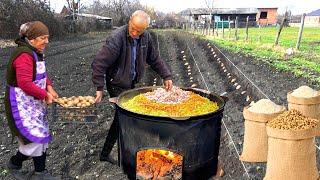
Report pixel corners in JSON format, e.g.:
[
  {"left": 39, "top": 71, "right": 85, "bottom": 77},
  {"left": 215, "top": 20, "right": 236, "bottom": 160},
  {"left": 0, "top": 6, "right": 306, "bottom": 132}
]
[{"left": 131, "top": 10, "right": 150, "bottom": 26}]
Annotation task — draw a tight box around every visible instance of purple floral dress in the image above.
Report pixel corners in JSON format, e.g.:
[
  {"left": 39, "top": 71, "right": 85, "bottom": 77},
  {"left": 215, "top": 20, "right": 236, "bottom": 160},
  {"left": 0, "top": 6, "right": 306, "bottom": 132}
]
[{"left": 9, "top": 51, "right": 51, "bottom": 143}]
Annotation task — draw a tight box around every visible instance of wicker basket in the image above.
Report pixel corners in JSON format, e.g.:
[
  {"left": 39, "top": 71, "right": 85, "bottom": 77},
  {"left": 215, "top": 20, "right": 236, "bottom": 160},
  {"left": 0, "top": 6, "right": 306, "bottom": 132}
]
[{"left": 50, "top": 103, "right": 97, "bottom": 123}]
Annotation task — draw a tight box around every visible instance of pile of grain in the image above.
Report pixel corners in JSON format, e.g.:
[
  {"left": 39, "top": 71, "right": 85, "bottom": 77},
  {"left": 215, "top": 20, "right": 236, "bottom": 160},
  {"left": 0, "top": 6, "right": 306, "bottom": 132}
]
[
  {"left": 291, "top": 86, "right": 319, "bottom": 98},
  {"left": 267, "top": 109, "right": 318, "bottom": 130},
  {"left": 248, "top": 99, "right": 284, "bottom": 114}
]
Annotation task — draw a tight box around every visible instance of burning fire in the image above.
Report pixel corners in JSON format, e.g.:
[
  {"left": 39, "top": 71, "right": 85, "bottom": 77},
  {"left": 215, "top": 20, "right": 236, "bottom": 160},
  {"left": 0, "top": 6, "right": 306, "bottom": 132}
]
[{"left": 136, "top": 149, "right": 183, "bottom": 180}]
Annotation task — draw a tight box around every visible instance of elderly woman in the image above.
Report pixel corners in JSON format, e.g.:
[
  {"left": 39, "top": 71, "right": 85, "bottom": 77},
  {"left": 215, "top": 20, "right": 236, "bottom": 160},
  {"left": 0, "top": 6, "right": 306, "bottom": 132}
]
[{"left": 5, "top": 21, "right": 59, "bottom": 180}]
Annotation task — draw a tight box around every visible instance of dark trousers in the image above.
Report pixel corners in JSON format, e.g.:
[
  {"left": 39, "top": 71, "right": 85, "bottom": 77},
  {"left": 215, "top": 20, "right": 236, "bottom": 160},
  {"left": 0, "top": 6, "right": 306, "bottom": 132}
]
[
  {"left": 101, "top": 83, "right": 133, "bottom": 157},
  {"left": 101, "top": 110, "right": 119, "bottom": 156}
]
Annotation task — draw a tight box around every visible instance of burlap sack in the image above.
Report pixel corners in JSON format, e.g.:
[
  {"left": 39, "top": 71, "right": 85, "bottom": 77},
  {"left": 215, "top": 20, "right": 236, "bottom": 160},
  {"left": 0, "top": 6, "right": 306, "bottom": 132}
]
[
  {"left": 287, "top": 91, "right": 320, "bottom": 136},
  {"left": 264, "top": 126, "right": 319, "bottom": 180},
  {"left": 239, "top": 107, "right": 285, "bottom": 162}
]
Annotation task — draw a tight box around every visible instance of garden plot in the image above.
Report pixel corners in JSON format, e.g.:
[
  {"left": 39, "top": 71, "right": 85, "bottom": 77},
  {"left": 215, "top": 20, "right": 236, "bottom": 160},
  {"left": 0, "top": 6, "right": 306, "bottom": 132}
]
[{"left": 156, "top": 30, "right": 319, "bottom": 179}]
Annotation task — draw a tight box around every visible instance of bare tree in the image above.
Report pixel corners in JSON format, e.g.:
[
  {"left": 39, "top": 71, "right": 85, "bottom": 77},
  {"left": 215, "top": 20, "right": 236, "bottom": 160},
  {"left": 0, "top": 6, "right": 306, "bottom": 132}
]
[
  {"left": 0, "top": 0, "right": 65, "bottom": 38},
  {"left": 66, "top": 0, "right": 79, "bottom": 32},
  {"left": 84, "top": 0, "right": 107, "bottom": 15},
  {"left": 83, "top": 0, "right": 161, "bottom": 27},
  {"left": 204, "top": 0, "right": 214, "bottom": 35}
]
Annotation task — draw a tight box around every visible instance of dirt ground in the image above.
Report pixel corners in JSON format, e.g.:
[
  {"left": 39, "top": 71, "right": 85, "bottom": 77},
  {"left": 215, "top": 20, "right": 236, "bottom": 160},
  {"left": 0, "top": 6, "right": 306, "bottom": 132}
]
[{"left": 0, "top": 30, "right": 319, "bottom": 180}]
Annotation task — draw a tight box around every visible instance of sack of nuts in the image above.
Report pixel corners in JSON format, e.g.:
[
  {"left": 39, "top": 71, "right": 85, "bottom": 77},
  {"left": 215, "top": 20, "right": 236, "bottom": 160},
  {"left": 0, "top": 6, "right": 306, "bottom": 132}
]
[
  {"left": 240, "top": 99, "right": 285, "bottom": 162},
  {"left": 264, "top": 110, "right": 319, "bottom": 180},
  {"left": 287, "top": 86, "right": 320, "bottom": 136}
]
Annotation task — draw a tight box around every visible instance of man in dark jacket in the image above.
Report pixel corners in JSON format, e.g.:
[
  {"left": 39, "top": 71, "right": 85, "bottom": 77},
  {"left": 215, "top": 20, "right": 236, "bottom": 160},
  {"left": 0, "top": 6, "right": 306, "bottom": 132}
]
[{"left": 91, "top": 10, "right": 173, "bottom": 163}]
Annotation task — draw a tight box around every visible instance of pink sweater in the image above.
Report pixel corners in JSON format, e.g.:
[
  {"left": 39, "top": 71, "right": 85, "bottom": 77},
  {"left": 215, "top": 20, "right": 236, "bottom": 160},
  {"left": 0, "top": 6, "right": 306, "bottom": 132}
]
[{"left": 13, "top": 53, "right": 52, "bottom": 100}]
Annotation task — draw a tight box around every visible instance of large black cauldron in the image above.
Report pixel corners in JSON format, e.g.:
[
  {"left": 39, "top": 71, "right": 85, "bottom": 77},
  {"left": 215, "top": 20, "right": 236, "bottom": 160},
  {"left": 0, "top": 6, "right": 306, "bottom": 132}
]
[{"left": 116, "top": 87, "right": 226, "bottom": 180}]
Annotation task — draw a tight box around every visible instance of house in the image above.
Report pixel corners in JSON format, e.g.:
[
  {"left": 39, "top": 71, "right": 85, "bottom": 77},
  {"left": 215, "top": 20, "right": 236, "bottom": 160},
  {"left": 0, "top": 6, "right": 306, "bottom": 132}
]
[
  {"left": 305, "top": 9, "right": 320, "bottom": 27},
  {"left": 180, "top": 7, "right": 278, "bottom": 28},
  {"left": 64, "top": 13, "right": 113, "bottom": 30},
  {"left": 256, "top": 8, "right": 278, "bottom": 26},
  {"left": 60, "top": 5, "right": 71, "bottom": 16},
  {"left": 60, "top": 5, "right": 113, "bottom": 30},
  {"left": 180, "top": 8, "right": 258, "bottom": 28}
]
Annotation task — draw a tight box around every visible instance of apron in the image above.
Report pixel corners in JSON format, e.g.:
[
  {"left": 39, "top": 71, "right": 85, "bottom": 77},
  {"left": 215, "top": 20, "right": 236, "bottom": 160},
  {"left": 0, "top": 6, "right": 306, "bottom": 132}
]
[{"left": 9, "top": 51, "right": 52, "bottom": 145}]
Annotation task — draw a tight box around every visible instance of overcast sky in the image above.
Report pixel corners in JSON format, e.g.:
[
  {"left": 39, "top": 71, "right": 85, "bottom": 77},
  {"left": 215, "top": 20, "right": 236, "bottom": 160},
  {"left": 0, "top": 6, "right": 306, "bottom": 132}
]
[{"left": 51, "top": 0, "right": 320, "bottom": 15}]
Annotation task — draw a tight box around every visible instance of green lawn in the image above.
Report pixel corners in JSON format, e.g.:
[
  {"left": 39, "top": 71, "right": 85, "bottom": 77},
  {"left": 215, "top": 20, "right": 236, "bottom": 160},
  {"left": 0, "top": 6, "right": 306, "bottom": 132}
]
[{"left": 191, "top": 27, "right": 320, "bottom": 84}]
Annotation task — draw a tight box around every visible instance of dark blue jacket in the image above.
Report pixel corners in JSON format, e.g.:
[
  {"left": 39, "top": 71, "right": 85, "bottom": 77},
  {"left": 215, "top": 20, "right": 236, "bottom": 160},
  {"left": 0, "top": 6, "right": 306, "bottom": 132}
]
[{"left": 91, "top": 25, "right": 172, "bottom": 90}]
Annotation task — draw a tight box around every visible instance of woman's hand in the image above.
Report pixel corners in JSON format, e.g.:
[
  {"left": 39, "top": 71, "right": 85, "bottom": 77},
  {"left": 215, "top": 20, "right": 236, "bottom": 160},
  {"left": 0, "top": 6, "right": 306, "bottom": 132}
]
[
  {"left": 47, "top": 85, "right": 59, "bottom": 99},
  {"left": 46, "top": 92, "right": 54, "bottom": 105}
]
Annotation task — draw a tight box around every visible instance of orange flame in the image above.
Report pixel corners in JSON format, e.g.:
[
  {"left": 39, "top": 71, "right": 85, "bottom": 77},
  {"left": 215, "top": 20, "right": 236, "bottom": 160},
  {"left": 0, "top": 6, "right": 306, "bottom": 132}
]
[{"left": 136, "top": 149, "right": 182, "bottom": 179}]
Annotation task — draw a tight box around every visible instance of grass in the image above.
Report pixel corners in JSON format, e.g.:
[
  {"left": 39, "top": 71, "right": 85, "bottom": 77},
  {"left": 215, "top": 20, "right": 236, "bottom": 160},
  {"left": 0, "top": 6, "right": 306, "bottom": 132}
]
[{"left": 190, "top": 27, "right": 320, "bottom": 85}]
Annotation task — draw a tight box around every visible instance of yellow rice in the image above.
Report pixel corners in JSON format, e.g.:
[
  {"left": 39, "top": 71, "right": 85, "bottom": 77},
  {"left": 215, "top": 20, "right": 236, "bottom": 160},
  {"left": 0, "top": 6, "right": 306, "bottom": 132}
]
[{"left": 121, "top": 92, "right": 219, "bottom": 117}]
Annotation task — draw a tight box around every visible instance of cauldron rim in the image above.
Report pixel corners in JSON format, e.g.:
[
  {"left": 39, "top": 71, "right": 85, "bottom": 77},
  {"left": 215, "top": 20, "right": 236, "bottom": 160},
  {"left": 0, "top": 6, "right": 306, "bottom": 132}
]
[{"left": 115, "top": 86, "right": 226, "bottom": 121}]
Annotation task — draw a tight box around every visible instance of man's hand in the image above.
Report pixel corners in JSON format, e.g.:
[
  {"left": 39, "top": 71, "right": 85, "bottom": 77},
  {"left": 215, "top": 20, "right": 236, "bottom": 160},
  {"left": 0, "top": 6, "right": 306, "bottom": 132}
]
[
  {"left": 45, "top": 92, "right": 54, "bottom": 105},
  {"left": 164, "top": 79, "right": 173, "bottom": 91},
  {"left": 47, "top": 85, "right": 59, "bottom": 99},
  {"left": 109, "top": 97, "right": 118, "bottom": 103},
  {"left": 95, "top": 91, "right": 103, "bottom": 103}
]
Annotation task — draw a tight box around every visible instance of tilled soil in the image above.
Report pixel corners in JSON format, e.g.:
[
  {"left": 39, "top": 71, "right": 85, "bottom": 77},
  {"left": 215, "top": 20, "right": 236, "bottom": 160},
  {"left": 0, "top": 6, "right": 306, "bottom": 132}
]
[{"left": 0, "top": 30, "right": 319, "bottom": 180}]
